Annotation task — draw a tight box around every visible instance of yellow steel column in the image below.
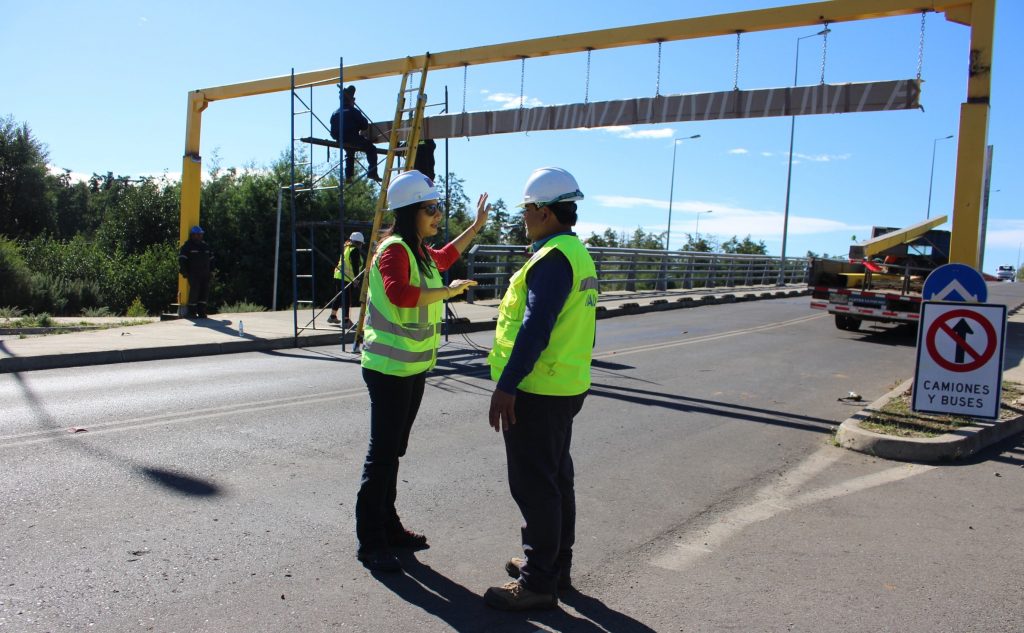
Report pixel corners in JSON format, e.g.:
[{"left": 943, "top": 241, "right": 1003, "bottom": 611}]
[
  {"left": 948, "top": 0, "right": 995, "bottom": 267},
  {"left": 177, "top": 92, "right": 207, "bottom": 314}
]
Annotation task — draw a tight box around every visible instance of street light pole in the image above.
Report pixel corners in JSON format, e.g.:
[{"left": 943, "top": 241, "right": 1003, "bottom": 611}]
[
  {"left": 779, "top": 28, "right": 829, "bottom": 286},
  {"left": 695, "top": 209, "right": 712, "bottom": 240},
  {"left": 666, "top": 134, "right": 701, "bottom": 251},
  {"left": 926, "top": 134, "right": 954, "bottom": 219}
]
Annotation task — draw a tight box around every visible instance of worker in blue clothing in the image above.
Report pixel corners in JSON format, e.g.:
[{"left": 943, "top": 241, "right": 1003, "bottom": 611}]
[
  {"left": 178, "top": 225, "right": 215, "bottom": 319},
  {"left": 484, "top": 167, "right": 599, "bottom": 611},
  {"left": 330, "top": 85, "right": 381, "bottom": 183}
]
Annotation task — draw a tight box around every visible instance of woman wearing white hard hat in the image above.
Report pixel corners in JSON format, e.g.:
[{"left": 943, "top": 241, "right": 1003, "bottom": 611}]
[
  {"left": 328, "top": 231, "right": 366, "bottom": 327},
  {"left": 355, "top": 169, "right": 490, "bottom": 572}
]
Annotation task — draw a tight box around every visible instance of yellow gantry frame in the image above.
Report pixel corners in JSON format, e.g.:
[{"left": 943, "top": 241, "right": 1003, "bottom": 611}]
[{"left": 177, "top": 0, "right": 995, "bottom": 306}]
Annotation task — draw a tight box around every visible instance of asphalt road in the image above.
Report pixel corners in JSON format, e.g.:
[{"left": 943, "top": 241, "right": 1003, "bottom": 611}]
[{"left": 2, "top": 290, "right": 1023, "bottom": 632}]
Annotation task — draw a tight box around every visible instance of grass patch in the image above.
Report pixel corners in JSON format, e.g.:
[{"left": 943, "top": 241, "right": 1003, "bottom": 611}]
[{"left": 859, "top": 381, "right": 1024, "bottom": 438}]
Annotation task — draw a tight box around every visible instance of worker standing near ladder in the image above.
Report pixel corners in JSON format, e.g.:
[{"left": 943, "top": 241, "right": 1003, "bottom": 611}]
[
  {"left": 355, "top": 170, "right": 490, "bottom": 572},
  {"left": 485, "top": 167, "right": 597, "bottom": 610}
]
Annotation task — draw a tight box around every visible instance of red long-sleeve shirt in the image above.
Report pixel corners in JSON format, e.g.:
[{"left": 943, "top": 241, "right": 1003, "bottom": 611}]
[{"left": 378, "top": 241, "right": 460, "bottom": 307}]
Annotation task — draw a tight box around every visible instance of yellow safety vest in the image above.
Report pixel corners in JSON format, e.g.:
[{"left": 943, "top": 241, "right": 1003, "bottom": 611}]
[
  {"left": 334, "top": 244, "right": 357, "bottom": 282},
  {"left": 488, "top": 234, "right": 598, "bottom": 396},
  {"left": 361, "top": 235, "right": 444, "bottom": 377}
]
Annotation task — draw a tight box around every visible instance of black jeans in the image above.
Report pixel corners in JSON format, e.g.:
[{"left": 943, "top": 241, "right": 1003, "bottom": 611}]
[
  {"left": 355, "top": 367, "right": 426, "bottom": 552},
  {"left": 187, "top": 274, "right": 210, "bottom": 316},
  {"left": 344, "top": 136, "right": 379, "bottom": 180},
  {"left": 503, "top": 390, "right": 587, "bottom": 594}
]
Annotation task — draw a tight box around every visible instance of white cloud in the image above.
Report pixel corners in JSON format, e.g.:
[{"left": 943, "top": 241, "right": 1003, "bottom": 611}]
[
  {"left": 984, "top": 219, "right": 1024, "bottom": 247},
  {"left": 589, "top": 194, "right": 868, "bottom": 241},
  {"left": 601, "top": 126, "right": 674, "bottom": 140},
  {"left": 728, "top": 148, "right": 749, "bottom": 155},
  {"left": 761, "top": 151, "right": 774, "bottom": 157},
  {"left": 484, "top": 91, "right": 543, "bottom": 109},
  {"left": 790, "top": 152, "right": 851, "bottom": 162},
  {"left": 46, "top": 165, "right": 92, "bottom": 184}
]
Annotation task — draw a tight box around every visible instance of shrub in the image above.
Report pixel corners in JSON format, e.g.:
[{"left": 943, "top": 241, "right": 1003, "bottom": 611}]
[
  {"left": 126, "top": 297, "right": 148, "bottom": 317},
  {"left": 0, "top": 306, "right": 24, "bottom": 319},
  {"left": 82, "top": 306, "right": 112, "bottom": 317},
  {"left": 219, "top": 300, "right": 267, "bottom": 314}
]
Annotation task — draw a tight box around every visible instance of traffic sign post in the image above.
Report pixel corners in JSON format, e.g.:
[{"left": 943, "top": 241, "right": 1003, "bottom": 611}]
[{"left": 913, "top": 301, "right": 1006, "bottom": 419}]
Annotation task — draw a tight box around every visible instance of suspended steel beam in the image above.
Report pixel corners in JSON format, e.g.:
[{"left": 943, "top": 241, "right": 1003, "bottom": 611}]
[
  {"left": 193, "top": 0, "right": 957, "bottom": 102},
  {"left": 178, "top": 0, "right": 994, "bottom": 307},
  {"left": 367, "top": 80, "right": 920, "bottom": 142}
]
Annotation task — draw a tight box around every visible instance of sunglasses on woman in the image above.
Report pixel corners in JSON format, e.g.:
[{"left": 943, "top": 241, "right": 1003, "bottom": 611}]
[{"left": 421, "top": 203, "right": 443, "bottom": 217}]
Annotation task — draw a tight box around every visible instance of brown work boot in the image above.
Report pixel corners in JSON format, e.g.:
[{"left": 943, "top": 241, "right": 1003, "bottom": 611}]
[
  {"left": 483, "top": 580, "right": 556, "bottom": 611},
  {"left": 505, "top": 557, "right": 572, "bottom": 591}
]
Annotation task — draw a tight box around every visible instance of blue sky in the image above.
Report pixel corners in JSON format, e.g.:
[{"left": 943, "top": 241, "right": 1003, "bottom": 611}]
[{"left": 3, "top": 1, "right": 1021, "bottom": 274}]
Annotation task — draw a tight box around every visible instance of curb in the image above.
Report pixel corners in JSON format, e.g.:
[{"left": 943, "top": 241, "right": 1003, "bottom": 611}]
[
  {"left": 0, "top": 287, "right": 809, "bottom": 373},
  {"left": 836, "top": 379, "right": 1024, "bottom": 462}
]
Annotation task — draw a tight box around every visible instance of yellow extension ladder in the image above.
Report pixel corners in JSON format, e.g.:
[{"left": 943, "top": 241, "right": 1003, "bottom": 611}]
[{"left": 353, "top": 55, "right": 431, "bottom": 348}]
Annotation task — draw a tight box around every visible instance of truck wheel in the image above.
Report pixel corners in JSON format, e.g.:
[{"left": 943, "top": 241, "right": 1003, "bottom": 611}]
[{"left": 835, "top": 315, "right": 860, "bottom": 331}]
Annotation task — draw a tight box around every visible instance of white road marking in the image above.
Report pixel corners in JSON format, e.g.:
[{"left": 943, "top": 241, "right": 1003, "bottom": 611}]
[{"left": 649, "top": 446, "right": 936, "bottom": 571}]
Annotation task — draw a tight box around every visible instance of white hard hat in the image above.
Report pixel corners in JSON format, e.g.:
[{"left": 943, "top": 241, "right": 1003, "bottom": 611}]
[
  {"left": 519, "top": 167, "right": 584, "bottom": 208},
  {"left": 348, "top": 231, "right": 364, "bottom": 243},
  {"left": 387, "top": 170, "right": 439, "bottom": 211}
]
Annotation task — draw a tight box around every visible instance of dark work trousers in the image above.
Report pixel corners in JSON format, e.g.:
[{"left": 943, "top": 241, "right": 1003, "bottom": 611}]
[
  {"left": 344, "top": 136, "right": 379, "bottom": 180},
  {"left": 187, "top": 275, "right": 210, "bottom": 316},
  {"left": 355, "top": 367, "right": 426, "bottom": 552},
  {"left": 503, "top": 389, "right": 587, "bottom": 594}
]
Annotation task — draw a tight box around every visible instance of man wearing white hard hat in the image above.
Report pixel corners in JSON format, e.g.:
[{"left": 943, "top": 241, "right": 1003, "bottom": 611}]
[
  {"left": 485, "top": 167, "right": 598, "bottom": 610},
  {"left": 354, "top": 170, "right": 490, "bottom": 572},
  {"left": 328, "top": 231, "right": 366, "bottom": 328}
]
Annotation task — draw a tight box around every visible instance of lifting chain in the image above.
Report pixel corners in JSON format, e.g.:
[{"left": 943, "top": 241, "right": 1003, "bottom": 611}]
[
  {"left": 519, "top": 57, "right": 526, "bottom": 109},
  {"left": 819, "top": 22, "right": 830, "bottom": 84},
  {"left": 917, "top": 10, "right": 927, "bottom": 81},
  {"left": 655, "top": 41, "right": 663, "bottom": 97},
  {"left": 733, "top": 32, "right": 742, "bottom": 90},
  {"left": 585, "top": 48, "right": 592, "bottom": 104},
  {"left": 462, "top": 64, "right": 468, "bottom": 114}
]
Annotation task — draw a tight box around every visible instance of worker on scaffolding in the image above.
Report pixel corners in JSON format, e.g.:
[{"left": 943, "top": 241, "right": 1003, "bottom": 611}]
[{"left": 330, "top": 85, "right": 382, "bottom": 183}]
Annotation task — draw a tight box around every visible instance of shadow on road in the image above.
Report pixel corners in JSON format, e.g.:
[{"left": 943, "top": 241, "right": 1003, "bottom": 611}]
[
  {"left": 3, "top": 352, "right": 223, "bottom": 498},
  {"left": 372, "top": 554, "right": 655, "bottom": 633},
  {"left": 588, "top": 381, "right": 839, "bottom": 434}
]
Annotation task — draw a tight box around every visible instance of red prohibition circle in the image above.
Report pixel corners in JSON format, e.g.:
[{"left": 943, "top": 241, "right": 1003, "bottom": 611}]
[{"left": 925, "top": 308, "right": 997, "bottom": 372}]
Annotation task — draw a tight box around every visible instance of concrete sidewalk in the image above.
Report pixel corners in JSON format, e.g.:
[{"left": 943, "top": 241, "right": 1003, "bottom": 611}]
[{"left": 0, "top": 284, "right": 808, "bottom": 373}]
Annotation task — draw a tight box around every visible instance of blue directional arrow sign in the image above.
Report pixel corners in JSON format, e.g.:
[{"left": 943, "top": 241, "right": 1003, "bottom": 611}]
[{"left": 922, "top": 263, "right": 988, "bottom": 303}]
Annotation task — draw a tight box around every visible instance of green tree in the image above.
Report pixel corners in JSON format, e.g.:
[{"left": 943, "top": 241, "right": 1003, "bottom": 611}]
[
  {"left": 679, "top": 233, "right": 716, "bottom": 252},
  {"left": 0, "top": 115, "right": 56, "bottom": 238},
  {"left": 721, "top": 234, "right": 768, "bottom": 254}
]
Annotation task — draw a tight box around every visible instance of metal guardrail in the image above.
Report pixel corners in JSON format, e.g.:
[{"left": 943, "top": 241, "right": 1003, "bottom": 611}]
[{"left": 465, "top": 244, "right": 808, "bottom": 303}]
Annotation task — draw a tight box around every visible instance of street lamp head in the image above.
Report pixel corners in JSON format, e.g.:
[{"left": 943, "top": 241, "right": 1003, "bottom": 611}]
[{"left": 816, "top": 28, "right": 831, "bottom": 36}]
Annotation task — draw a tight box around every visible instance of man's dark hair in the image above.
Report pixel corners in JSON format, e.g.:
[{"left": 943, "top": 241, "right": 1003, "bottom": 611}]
[{"left": 549, "top": 201, "right": 578, "bottom": 227}]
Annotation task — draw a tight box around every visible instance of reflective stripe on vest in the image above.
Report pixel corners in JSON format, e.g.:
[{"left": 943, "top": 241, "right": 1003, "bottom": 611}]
[
  {"left": 487, "top": 234, "right": 597, "bottom": 396},
  {"left": 361, "top": 236, "right": 443, "bottom": 376}
]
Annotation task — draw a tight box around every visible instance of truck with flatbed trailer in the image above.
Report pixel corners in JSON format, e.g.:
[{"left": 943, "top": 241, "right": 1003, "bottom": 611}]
[{"left": 808, "top": 216, "right": 950, "bottom": 332}]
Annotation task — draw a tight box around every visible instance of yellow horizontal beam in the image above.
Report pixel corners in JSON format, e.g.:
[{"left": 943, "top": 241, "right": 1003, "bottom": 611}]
[{"left": 196, "top": 0, "right": 960, "bottom": 103}]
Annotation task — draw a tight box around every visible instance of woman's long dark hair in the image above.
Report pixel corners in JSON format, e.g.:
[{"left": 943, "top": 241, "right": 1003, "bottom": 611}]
[{"left": 382, "top": 202, "right": 435, "bottom": 278}]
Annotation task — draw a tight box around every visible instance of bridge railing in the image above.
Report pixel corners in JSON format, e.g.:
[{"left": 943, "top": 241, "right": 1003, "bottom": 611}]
[{"left": 464, "top": 244, "right": 808, "bottom": 303}]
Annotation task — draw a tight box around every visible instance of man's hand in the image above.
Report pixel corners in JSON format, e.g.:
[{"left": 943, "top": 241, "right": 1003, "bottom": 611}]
[{"left": 488, "top": 388, "right": 517, "bottom": 432}]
